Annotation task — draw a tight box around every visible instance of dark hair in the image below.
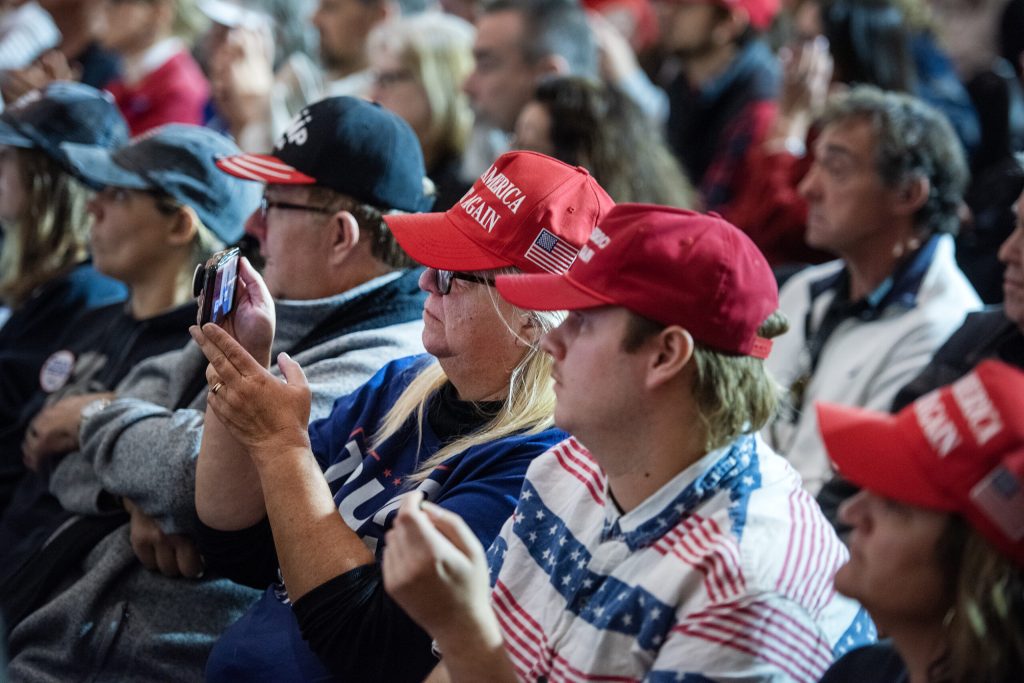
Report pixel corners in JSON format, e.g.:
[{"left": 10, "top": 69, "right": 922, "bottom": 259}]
[
  {"left": 822, "top": 0, "right": 917, "bottom": 92},
  {"left": 481, "top": 0, "right": 597, "bottom": 78},
  {"left": 932, "top": 516, "right": 1024, "bottom": 683},
  {"left": 818, "top": 86, "right": 969, "bottom": 236},
  {"left": 530, "top": 76, "right": 695, "bottom": 207}
]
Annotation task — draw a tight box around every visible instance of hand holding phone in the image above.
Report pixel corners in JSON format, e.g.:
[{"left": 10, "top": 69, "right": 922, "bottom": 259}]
[{"left": 193, "top": 247, "right": 241, "bottom": 326}]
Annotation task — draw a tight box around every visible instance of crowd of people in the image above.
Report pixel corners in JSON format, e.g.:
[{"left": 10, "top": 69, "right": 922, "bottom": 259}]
[{"left": 0, "top": 0, "right": 1022, "bottom": 681}]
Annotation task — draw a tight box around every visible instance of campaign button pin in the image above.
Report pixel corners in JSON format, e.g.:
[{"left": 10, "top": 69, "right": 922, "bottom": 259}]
[{"left": 39, "top": 350, "right": 75, "bottom": 393}]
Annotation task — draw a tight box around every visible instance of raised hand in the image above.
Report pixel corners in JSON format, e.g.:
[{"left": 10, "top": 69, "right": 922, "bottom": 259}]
[{"left": 191, "top": 322, "right": 310, "bottom": 462}]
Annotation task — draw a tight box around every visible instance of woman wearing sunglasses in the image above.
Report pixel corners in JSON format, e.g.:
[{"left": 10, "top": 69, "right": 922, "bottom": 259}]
[{"left": 192, "top": 151, "right": 613, "bottom": 682}]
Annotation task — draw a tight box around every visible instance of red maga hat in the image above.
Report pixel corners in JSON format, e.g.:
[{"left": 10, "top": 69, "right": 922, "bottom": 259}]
[
  {"left": 495, "top": 203, "right": 778, "bottom": 359},
  {"left": 383, "top": 151, "right": 614, "bottom": 274},
  {"left": 818, "top": 359, "right": 1024, "bottom": 568}
]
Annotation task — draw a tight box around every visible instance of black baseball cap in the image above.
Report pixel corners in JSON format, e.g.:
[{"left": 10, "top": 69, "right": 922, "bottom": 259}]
[
  {"left": 61, "top": 124, "right": 262, "bottom": 244},
  {"left": 216, "top": 96, "right": 434, "bottom": 213},
  {"left": 0, "top": 81, "right": 128, "bottom": 186}
]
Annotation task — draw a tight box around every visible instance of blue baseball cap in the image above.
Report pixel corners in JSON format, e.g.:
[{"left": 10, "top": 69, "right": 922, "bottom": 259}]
[
  {"left": 61, "top": 124, "right": 262, "bottom": 244},
  {"left": 215, "top": 96, "right": 434, "bottom": 213},
  {"left": 0, "top": 81, "right": 128, "bottom": 186}
]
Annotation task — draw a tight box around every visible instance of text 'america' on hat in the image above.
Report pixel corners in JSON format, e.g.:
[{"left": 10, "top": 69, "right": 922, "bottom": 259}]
[
  {"left": 0, "top": 82, "right": 128, "bottom": 187},
  {"left": 495, "top": 203, "right": 778, "bottom": 359},
  {"left": 61, "top": 124, "right": 261, "bottom": 244},
  {"left": 382, "top": 151, "right": 615, "bottom": 274},
  {"left": 817, "top": 359, "right": 1024, "bottom": 568},
  {"left": 214, "top": 96, "right": 433, "bottom": 213}
]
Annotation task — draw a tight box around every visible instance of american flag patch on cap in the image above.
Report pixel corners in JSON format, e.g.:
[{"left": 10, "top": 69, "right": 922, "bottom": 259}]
[
  {"left": 523, "top": 228, "right": 579, "bottom": 274},
  {"left": 970, "top": 465, "right": 1024, "bottom": 541}
]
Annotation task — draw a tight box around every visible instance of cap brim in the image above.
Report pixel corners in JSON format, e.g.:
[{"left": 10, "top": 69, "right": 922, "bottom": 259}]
[
  {"left": 215, "top": 154, "right": 315, "bottom": 184},
  {"left": 0, "top": 119, "right": 33, "bottom": 148},
  {"left": 198, "top": 0, "right": 260, "bottom": 27},
  {"left": 384, "top": 211, "right": 516, "bottom": 271},
  {"left": 496, "top": 271, "right": 612, "bottom": 312},
  {"left": 61, "top": 142, "right": 150, "bottom": 190},
  {"left": 816, "top": 402, "right": 954, "bottom": 511}
]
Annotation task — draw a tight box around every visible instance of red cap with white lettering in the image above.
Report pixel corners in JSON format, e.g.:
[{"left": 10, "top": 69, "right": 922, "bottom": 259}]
[
  {"left": 818, "top": 360, "right": 1024, "bottom": 568},
  {"left": 383, "top": 151, "right": 614, "bottom": 274},
  {"left": 495, "top": 204, "right": 778, "bottom": 359}
]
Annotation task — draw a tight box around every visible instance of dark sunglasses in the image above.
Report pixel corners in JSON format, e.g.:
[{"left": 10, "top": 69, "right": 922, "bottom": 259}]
[{"left": 435, "top": 269, "right": 496, "bottom": 295}]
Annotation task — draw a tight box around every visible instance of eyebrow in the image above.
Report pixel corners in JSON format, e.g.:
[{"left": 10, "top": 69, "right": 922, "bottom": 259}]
[{"left": 816, "top": 143, "right": 859, "bottom": 161}]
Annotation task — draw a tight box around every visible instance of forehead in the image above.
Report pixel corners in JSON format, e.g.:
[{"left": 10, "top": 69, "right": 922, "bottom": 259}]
[
  {"left": 263, "top": 183, "right": 311, "bottom": 200},
  {"left": 814, "top": 118, "right": 879, "bottom": 163},
  {"left": 474, "top": 10, "right": 527, "bottom": 55}
]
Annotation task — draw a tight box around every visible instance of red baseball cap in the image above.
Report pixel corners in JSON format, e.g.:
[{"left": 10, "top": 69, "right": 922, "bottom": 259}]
[
  {"left": 659, "top": 0, "right": 780, "bottom": 31},
  {"left": 818, "top": 360, "right": 1024, "bottom": 568},
  {"left": 383, "top": 151, "right": 614, "bottom": 274},
  {"left": 495, "top": 204, "right": 778, "bottom": 359}
]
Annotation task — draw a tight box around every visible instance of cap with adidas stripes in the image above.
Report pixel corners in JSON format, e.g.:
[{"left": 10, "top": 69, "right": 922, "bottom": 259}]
[{"left": 215, "top": 96, "right": 434, "bottom": 213}]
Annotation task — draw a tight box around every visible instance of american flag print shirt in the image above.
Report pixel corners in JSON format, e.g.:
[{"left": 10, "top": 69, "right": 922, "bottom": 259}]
[{"left": 485, "top": 435, "right": 876, "bottom": 682}]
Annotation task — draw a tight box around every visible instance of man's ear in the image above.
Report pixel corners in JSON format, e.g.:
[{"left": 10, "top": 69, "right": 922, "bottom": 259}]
[
  {"left": 534, "top": 53, "right": 569, "bottom": 77},
  {"left": 645, "top": 326, "right": 694, "bottom": 390},
  {"left": 327, "top": 210, "right": 360, "bottom": 265},
  {"left": 892, "top": 175, "right": 930, "bottom": 217}
]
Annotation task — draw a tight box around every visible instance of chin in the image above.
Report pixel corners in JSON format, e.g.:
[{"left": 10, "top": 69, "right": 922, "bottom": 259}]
[{"left": 832, "top": 560, "right": 859, "bottom": 599}]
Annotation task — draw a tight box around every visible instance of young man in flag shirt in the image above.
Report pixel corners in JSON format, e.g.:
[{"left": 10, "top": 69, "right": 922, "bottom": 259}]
[{"left": 383, "top": 204, "right": 875, "bottom": 682}]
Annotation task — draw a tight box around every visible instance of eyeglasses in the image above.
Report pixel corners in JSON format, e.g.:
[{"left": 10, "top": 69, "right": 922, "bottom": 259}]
[
  {"left": 258, "top": 196, "right": 335, "bottom": 222},
  {"left": 372, "top": 69, "right": 416, "bottom": 89},
  {"left": 435, "top": 269, "right": 496, "bottom": 295}
]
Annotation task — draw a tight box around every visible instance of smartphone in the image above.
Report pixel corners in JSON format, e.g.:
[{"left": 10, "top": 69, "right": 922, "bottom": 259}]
[{"left": 193, "top": 247, "right": 240, "bottom": 326}]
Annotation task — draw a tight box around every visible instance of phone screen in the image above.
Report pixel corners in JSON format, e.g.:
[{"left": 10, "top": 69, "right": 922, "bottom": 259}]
[
  {"left": 195, "top": 248, "right": 240, "bottom": 326},
  {"left": 210, "top": 254, "right": 239, "bottom": 325}
]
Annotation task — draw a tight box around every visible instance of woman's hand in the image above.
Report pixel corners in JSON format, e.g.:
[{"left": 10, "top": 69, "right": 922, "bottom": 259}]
[
  {"left": 190, "top": 322, "right": 310, "bottom": 464},
  {"left": 125, "top": 498, "right": 204, "bottom": 579},
  {"left": 209, "top": 26, "right": 275, "bottom": 134},
  {"left": 771, "top": 36, "right": 833, "bottom": 144},
  {"left": 200, "top": 257, "right": 275, "bottom": 368},
  {"left": 22, "top": 392, "right": 114, "bottom": 470}
]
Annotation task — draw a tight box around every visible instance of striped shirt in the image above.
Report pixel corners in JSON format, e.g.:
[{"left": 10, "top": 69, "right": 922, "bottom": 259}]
[{"left": 486, "top": 435, "right": 875, "bottom": 682}]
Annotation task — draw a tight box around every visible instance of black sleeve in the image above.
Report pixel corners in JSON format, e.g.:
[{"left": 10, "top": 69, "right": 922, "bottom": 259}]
[
  {"left": 194, "top": 516, "right": 280, "bottom": 589},
  {"left": 291, "top": 563, "right": 438, "bottom": 682}
]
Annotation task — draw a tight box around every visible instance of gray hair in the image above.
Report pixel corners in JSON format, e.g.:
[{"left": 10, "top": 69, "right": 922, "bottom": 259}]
[{"left": 818, "top": 85, "right": 969, "bottom": 236}]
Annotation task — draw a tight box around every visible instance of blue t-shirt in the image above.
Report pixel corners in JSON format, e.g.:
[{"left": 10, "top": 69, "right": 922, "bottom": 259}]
[{"left": 207, "top": 355, "right": 566, "bottom": 682}]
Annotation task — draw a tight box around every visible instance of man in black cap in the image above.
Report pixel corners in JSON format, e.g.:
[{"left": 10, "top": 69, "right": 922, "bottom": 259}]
[{"left": 3, "top": 96, "right": 434, "bottom": 682}]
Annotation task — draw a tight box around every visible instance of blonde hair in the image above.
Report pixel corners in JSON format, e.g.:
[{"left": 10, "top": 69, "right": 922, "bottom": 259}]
[
  {"left": 179, "top": 209, "right": 225, "bottom": 302},
  {"left": 624, "top": 310, "right": 790, "bottom": 451},
  {"left": 368, "top": 12, "right": 475, "bottom": 162},
  {"left": 171, "top": 0, "right": 210, "bottom": 46},
  {"left": 0, "top": 148, "right": 91, "bottom": 308},
  {"left": 371, "top": 271, "right": 563, "bottom": 483}
]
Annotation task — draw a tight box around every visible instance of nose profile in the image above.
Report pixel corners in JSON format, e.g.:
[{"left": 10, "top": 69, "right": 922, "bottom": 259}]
[
  {"left": 837, "top": 489, "right": 870, "bottom": 530},
  {"left": 245, "top": 209, "right": 267, "bottom": 242},
  {"left": 419, "top": 267, "right": 440, "bottom": 294},
  {"left": 540, "top": 323, "right": 566, "bottom": 359},
  {"left": 797, "top": 163, "right": 821, "bottom": 200}
]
